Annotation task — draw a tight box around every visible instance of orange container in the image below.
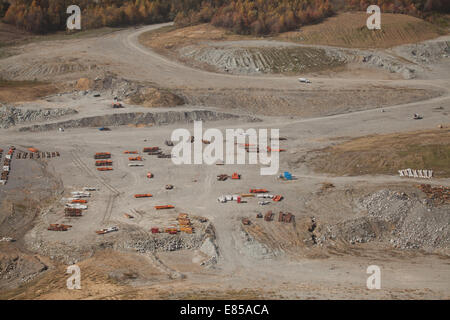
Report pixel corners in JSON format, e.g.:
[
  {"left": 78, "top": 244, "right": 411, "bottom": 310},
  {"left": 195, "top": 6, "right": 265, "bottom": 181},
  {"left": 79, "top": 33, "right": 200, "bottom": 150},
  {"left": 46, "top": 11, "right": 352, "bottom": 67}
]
[
  {"left": 97, "top": 167, "right": 113, "bottom": 171},
  {"left": 250, "top": 189, "right": 268, "bottom": 193},
  {"left": 71, "top": 199, "right": 87, "bottom": 204},
  {"left": 134, "top": 194, "right": 153, "bottom": 198},
  {"left": 155, "top": 205, "right": 174, "bottom": 210}
]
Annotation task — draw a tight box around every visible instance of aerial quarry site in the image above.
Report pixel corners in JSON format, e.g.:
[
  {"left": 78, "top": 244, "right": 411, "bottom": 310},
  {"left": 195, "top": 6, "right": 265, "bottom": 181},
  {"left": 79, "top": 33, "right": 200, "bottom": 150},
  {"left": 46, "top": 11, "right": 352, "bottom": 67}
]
[{"left": 0, "top": 1, "right": 449, "bottom": 302}]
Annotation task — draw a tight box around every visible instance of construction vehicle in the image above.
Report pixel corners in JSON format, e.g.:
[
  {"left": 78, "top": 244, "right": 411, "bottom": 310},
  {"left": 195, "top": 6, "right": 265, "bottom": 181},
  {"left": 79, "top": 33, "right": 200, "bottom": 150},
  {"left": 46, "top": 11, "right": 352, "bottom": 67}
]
[
  {"left": 280, "top": 171, "right": 293, "bottom": 180},
  {"left": 48, "top": 224, "right": 72, "bottom": 231},
  {"left": 155, "top": 205, "right": 175, "bottom": 210},
  {"left": 96, "top": 227, "right": 118, "bottom": 235},
  {"left": 272, "top": 195, "right": 283, "bottom": 202},
  {"left": 202, "top": 139, "right": 211, "bottom": 144},
  {"left": 231, "top": 172, "right": 240, "bottom": 180},
  {"left": 147, "top": 172, "right": 153, "bottom": 178},
  {"left": 134, "top": 194, "right": 153, "bottom": 198},
  {"left": 28, "top": 147, "right": 39, "bottom": 153},
  {"left": 165, "top": 184, "right": 173, "bottom": 190},
  {"left": 112, "top": 98, "right": 123, "bottom": 108},
  {"left": 298, "top": 77, "right": 311, "bottom": 83},
  {"left": 123, "top": 213, "right": 134, "bottom": 219},
  {"left": 256, "top": 213, "right": 263, "bottom": 218},
  {"left": 217, "top": 174, "right": 228, "bottom": 181},
  {"left": 165, "top": 140, "right": 174, "bottom": 146},
  {"left": 242, "top": 218, "right": 251, "bottom": 225},
  {"left": 413, "top": 113, "right": 423, "bottom": 120},
  {"left": 151, "top": 227, "right": 159, "bottom": 234}
]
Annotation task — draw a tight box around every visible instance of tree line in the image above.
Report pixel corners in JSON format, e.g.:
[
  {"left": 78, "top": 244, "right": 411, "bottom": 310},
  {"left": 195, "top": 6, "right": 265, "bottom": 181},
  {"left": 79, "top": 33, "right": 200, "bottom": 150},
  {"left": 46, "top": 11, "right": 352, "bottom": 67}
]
[{"left": 0, "top": 0, "right": 448, "bottom": 35}]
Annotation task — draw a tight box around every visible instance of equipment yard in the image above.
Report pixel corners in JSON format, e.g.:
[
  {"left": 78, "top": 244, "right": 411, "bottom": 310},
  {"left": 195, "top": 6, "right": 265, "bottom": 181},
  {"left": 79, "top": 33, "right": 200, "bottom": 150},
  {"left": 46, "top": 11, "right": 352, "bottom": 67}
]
[{"left": 0, "top": 15, "right": 449, "bottom": 300}]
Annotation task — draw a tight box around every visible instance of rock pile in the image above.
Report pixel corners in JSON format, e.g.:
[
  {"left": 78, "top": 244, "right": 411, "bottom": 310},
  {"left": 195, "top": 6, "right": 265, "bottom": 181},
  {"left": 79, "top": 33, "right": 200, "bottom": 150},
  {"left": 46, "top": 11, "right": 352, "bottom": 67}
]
[{"left": 0, "top": 104, "right": 77, "bottom": 129}]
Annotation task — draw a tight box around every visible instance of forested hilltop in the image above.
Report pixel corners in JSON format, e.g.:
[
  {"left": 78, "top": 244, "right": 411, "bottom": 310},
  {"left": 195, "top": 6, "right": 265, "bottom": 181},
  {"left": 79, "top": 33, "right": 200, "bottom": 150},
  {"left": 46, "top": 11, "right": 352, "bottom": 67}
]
[{"left": 0, "top": 0, "right": 448, "bottom": 35}]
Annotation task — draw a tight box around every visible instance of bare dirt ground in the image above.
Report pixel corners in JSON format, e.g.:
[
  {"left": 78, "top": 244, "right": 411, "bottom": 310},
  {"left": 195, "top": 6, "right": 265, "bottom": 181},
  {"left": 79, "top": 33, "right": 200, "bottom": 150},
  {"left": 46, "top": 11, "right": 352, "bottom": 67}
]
[{"left": 0, "top": 17, "right": 449, "bottom": 300}]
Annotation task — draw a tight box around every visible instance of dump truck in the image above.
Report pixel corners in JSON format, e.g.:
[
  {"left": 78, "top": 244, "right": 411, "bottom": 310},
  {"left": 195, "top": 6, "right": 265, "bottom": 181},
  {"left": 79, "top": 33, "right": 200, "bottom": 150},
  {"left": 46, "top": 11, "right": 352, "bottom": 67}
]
[
  {"left": 151, "top": 227, "right": 160, "bottom": 234},
  {"left": 147, "top": 172, "right": 153, "bottom": 178},
  {"left": 231, "top": 172, "right": 240, "bottom": 179}
]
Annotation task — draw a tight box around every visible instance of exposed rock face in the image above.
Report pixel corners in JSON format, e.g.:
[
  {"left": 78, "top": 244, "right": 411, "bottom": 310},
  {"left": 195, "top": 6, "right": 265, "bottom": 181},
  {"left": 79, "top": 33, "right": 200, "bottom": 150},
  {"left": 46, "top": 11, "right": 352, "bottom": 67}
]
[
  {"left": 18, "top": 110, "right": 261, "bottom": 132},
  {"left": 0, "top": 104, "right": 78, "bottom": 129}
]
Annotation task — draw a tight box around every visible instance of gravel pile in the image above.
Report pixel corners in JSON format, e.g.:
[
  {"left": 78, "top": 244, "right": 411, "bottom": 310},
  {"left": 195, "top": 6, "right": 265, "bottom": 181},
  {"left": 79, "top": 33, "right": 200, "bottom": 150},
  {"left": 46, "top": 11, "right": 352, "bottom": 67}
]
[
  {"left": 318, "top": 189, "right": 450, "bottom": 251},
  {"left": 0, "top": 104, "right": 77, "bottom": 129}
]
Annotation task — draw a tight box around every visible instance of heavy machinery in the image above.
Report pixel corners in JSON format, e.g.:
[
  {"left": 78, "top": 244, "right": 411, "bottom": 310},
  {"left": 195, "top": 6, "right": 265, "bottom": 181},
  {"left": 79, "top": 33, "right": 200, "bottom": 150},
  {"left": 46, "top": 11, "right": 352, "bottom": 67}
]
[{"left": 231, "top": 172, "right": 240, "bottom": 179}]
